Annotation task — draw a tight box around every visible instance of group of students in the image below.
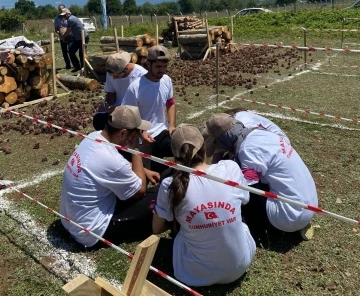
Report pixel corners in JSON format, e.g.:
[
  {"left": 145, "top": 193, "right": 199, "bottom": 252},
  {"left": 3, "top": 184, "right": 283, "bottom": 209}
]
[{"left": 60, "top": 45, "right": 318, "bottom": 287}]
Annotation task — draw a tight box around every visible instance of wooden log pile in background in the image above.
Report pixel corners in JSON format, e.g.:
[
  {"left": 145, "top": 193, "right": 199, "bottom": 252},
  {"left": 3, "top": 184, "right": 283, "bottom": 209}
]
[
  {"left": 99, "top": 34, "right": 163, "bottom": 67},
  {"left": 162, "top": 16, "right": 233, "bottom": 58},
  {"left": 0, "top": 48, "right": 52, "bottom": 108}
]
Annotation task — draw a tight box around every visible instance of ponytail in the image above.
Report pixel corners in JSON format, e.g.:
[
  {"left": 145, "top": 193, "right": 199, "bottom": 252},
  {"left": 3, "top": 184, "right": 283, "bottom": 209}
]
[{"left": 169, "top": 143, "right": 206, "bottom": 210}]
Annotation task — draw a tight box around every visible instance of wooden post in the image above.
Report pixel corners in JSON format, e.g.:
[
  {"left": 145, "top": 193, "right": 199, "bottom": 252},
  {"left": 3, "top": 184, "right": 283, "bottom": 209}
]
[
  {"left": 121, "top": 25, "right": 124, "bottom": 38},
  {"left": 114, "top": 28, "right": 120, "bottom": 52},
  {"left": 81, "top": 30, "right": 88, "bottom": 77},
  {"left": 156, "top": 24, "right": 159, "bottom": 45},
  {"left": 37, "top": 21, "right": 40, "bottom": 34},
  {"left": 231, "top": 15, "right": 234, "bottom": 42},
  {"left": 175, "top": 21, "right": 181, "bottom": 56},
  {"left": 62, "top": 235, "right": 171, "bottom": 296},
  {"left": 22, "top": 23, "right": 25, "bottom": 35},
  {"left": 216, "top": 42, "right": 220, "bottom": 107},
  {"left": 50, "top": 33, "right": 57, "bottom": 96},
  {"left": 109, "top": 16, "right": 113, "bottom": 28},
  {"left": 302, "top": 27, "right": 307, "bottom": 70},
  {"left": 121, "top": 235, "right": 160, "bottom": 296},
  {"left": 92, "top": 16, "right": 97, "bottom": 29},
  {"left": 341, "top": 18, "right": 345, "bottom": 49}
]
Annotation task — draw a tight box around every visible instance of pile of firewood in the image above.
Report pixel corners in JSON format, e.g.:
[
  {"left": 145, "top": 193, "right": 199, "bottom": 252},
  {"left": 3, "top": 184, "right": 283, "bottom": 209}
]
[
  {"left": 99, "top": 34, "right": 163, "bottom": 66},
  {"left": 162, "top": 16, "right": 233, "bottom": 58},
  {"left": 0, "top": 50, "right": 52, "bottom": 108}
]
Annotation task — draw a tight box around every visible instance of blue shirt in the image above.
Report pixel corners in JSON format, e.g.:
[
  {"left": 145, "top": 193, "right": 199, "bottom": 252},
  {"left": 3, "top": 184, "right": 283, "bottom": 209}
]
[
  {"left": 67, "top": 15, "right": 88, "bottom": 40},
  {"left": 54, "top": 15, "right": 67, "bottom": 30}
]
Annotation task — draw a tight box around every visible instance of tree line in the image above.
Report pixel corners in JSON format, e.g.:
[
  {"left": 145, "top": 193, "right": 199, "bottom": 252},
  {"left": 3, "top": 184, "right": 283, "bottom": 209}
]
[{"left": 0, "top": 0, "right": 296, "bottom": 31}]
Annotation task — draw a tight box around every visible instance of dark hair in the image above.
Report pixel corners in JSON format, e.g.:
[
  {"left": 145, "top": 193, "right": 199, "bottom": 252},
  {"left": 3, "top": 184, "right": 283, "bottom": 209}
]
[
  {"left": 169, "top": 143, "right": 206, "bottom": 210},
  {"left": 148, "top": 59, "right": 170, "bottom": 65},
  {"left": 104, "top": 122, "right": 138, "bottom": 136}
]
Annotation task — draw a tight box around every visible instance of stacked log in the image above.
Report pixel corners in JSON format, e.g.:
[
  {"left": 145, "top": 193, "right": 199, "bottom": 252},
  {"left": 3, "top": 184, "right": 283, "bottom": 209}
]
[
  {"left": 56, "top": 74, "right": 98, "bottom": 91},
  {"left": 0, "top": 52, "right": 52, "bottom": 107},
  {"left": 162, "top": 16, "right": 233, "bottom": 57},
  {"left": 99, "top": 34, "right": 159, "bottom": 68}
]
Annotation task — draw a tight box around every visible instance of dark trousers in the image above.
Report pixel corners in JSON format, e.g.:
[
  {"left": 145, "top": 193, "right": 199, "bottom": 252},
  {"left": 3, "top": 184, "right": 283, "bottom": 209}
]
[
  {"left": 60, "top": 40, "right": 71, "bottom": 68},
  {"left": 68, "top": 36, "right": 89, "bottom": 70},
  {"left": 140, "top": 130, "right": 173, "bottom": 175},
  {"left": 92, "top": 186, "right": 159, "bottom": 247}
]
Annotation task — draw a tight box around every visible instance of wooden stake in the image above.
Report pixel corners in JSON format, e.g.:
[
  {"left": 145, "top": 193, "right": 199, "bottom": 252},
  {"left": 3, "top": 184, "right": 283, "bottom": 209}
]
[
  {"left": 122, "top": 235, "right": 159, "bottom": 296},
  {"left": 81, "top": 30, "right": 88, "bottom": 78},
  {"left": 50, "top": 32, "right": 57, "bottom": 96},
  {"left": 156, "top": 24, "right": 159, "bottom": 45},
  {"left": 121, "top": 25, "right": 124, "bottom": 38},
  {"left": 62, "top": 274, "right": 102, "bottom": 296},
  {"left": 114, "top": 28, "right": 120, "bottom": 53}
]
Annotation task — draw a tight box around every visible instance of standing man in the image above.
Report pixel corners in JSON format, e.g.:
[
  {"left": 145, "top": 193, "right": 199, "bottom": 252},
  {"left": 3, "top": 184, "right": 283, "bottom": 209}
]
[
  {"left": 54, "top": 4, "right": 71, "bottom": 69},
  {"left": 60, "top": 8, "right": 89, "bottom": 73},
  {"left": 60, "top": 106, "right": 158, "bottom": 248},
  {"left": 122, "top": 45, "right": 176, "bottom": 174},
  {"left": 93, "top": 51, "right": 147, "bottom": 131}
]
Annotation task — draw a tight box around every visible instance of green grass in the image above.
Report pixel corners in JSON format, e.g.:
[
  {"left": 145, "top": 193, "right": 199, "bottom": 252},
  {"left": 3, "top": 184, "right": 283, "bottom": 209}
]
[{"left": 1, "top": 10, "right": 360, "bottom": 296}]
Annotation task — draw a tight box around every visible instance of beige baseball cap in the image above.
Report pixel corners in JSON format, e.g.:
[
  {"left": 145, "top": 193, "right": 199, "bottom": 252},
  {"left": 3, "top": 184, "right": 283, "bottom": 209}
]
[
  {"left": 105, "top": 52, "right": 131, "bottom": 74},
  {"left": 204, "top": 114, "right": 237, "bottom": 157},
  {"left": 147, "top": 45, "right": 170, "bottom": 61},
  {"left": 171, "top": 124, "right": 204, "bottom": 158},
  {"left": 108, "top": 105, "right": 151, "bottom": 131},
  {"left": 60, "top": 8, "right": 71, "bottom": 15}
]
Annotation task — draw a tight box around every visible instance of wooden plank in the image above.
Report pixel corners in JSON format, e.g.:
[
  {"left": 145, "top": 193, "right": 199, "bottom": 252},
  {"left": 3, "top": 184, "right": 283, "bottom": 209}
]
[
  {"left": 141, "top": 281, "right": 171, "bottom": 296},
  {"left": 56, "top": 77, "right": 71, "bottom": 92},
  {"left": 95, "top": 277, "right": 126, "bottom": 296},
  {"left": 0, "top": 93, "right": 70, "bottom": 113},
  {"left": 50, "top": 32, "right": 57, "bottom": 96},
  {"left": 122, "top": 235, "right": 159, "bottom": 296},
  {"left": 62, "top": 274, "right": 102, "bottom": 296}
]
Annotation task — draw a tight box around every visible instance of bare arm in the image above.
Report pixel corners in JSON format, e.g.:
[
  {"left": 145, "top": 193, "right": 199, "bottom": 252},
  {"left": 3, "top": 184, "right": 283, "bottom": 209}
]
[
  {"left": 63, "top": 27, "right": 72, "bottom": 37},
  {"left": 105, "top": 92, "right": 116, "bottom": 106},
  {"left": 152, "top": 214, "right": 170, "bottom": 234},
  {"left": 166, "top": 103, "right": 176, "bottom": 135},
  {"left": 130, "top": 151, "right": 147, "bottom": 199}
]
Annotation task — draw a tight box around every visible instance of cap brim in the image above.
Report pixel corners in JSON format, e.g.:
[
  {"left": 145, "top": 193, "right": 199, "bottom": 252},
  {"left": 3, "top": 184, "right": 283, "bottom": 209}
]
[
  {"left": 137, "top": 120, "right": 151, "bottom": 131},
  {"left": 60, "top": 13, "right": 66, "bottom": 15},
  {"left": 205, "top": 135, "right": 217, "bottom": 157}
]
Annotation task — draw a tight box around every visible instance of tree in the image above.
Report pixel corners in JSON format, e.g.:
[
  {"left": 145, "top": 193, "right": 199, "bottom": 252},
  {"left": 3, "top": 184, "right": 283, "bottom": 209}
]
[
  {"left": 123, "top": 0, "right": 138, "bottom": 15},
  {"left": 85, "top": 0, "right": 102, "bottom": 14},
  {"left": 178, "top": 0, "right": 195, "bottom": 14},
  {"left": 0, "top": 8, "right": 25, "bottom": 31},
  {"left": 35, "top": 4, "right": 58, "bottom": 19},
  {"left": 14, "top": 0, "right": 37, "bottom": 19},
  {"left": 139, "top": 2, "right": 154, "bottom": 15},
  {"left": 69, "top": 5, "right": 84, "bottom": 16},
  {"left": 106, "top": 0, "right": 123, "bottom": 15}
]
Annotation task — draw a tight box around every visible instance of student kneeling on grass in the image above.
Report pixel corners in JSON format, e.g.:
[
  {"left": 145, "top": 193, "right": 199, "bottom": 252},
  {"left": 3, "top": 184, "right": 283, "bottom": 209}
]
[
  {"left": 202, "top": 113, "right": 318, "bottom": 241},
  {"left": 152, "top": 124, "right": 256, "bottom": 287},
  {"left": 60, "top": 106, "right": 159, "bottom": 248}
]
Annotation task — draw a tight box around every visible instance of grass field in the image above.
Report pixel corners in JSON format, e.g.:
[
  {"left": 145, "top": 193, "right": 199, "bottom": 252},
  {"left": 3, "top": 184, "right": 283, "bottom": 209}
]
[{"left": 1, "top": 11, "right": 360, "bottom": 296}]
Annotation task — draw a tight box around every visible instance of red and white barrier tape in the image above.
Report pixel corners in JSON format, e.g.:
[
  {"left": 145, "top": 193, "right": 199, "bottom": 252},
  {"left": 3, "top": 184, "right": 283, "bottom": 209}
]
[
  {"left": 241, "top": 43, "right": 360, "bottom": 53},
  {"left": 2, "top": 107, "right": 360, "bottom": 227},
  {"left": 302, "top": 28, "right": 360, "bottom": 32},
  {"left": 220, "top": 95, "right": 360, "bottom": 125},
  {"left": 0, "top": 181, "right": 202, "bottom": 296}
]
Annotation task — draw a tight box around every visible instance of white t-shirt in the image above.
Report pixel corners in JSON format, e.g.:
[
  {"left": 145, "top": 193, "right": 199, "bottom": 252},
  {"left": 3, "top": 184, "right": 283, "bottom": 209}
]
[
  {"left": 237, "top": 129, "right": 318, "bottom": 232},
  {"left": 235, "top": 111, "right": 290, "bottom": 143},
  {"left": 60, "top": 131, "right": 141, "bottom": 247},
  {"left": 122, "top": 74, "right": 174, "bottom": 138},
  {"left": 155, "top": 160, "right": 256, "bottom": 287},
  {"left": 104, "top": 64, "right": 147, "bottom": 107}
]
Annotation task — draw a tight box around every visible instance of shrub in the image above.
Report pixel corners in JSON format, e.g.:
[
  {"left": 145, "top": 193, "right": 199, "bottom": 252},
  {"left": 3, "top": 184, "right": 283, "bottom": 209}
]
[{"left": 0, "top": 9, "right": 25, "bottom": 32}]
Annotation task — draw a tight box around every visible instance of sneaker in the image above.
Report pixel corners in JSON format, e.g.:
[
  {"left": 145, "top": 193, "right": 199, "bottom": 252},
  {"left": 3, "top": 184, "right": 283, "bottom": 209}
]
[
  {"left": 299, "top": 223, "right": 314, "bottom": 241},
  {"left": 65, "top": 65, "right": 71, "bottom": 69},
  {"left": 71, "top": 68, "right": 81, "bottom": 73}
]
